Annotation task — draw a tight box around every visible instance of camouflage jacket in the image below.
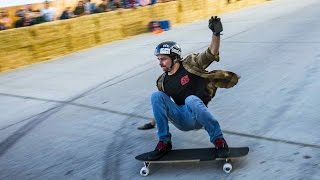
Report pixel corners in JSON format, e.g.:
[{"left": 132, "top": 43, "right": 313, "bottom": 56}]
[{"left": 156, "top": 48, "right": 240, "bottom": 98}]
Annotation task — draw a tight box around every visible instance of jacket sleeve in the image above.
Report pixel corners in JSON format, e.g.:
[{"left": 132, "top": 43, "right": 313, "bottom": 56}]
[
  {"left": 156, "top": 73, "right": 166, "bottom": 91},
  {"left": 192, "top": 48, "right": 220, "bottom": 70}
]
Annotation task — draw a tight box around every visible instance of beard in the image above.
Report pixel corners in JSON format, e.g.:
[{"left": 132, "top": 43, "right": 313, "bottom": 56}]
[{"left": 160, "top": 65, "right": 170, "bottom": 72}]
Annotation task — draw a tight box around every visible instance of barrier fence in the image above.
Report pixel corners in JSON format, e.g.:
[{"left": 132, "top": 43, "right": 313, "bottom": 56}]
[{"left": 0, "top": 0, "right": 269, "bottom": 72}]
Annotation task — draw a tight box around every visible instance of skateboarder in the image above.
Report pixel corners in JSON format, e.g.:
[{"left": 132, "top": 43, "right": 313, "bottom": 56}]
[{"left": 147, "top": 16, "right": 240, "bottom": 160}]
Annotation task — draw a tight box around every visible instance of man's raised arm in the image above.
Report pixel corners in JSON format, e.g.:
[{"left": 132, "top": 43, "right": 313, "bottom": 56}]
[{"left": 208, "top": 16, "right": 223, "bottom": 55}]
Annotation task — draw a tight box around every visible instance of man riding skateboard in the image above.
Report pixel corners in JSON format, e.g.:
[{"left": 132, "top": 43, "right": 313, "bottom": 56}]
[{"left": 147, "top": 16, "right": 240, "bottom": 160}]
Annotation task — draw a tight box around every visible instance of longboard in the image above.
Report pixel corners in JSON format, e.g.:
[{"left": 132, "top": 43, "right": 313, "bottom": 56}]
[{"left": 135, "top": 147, "right": 249, "bottom": 176}]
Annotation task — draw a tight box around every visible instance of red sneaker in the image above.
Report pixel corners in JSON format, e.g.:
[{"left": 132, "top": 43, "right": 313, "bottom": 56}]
[
  {"left": 214, "top": 138, "right": 230, "bottom": 157},
  {"left": 147, "top": 141, "right": 172, "bottom": 160}
]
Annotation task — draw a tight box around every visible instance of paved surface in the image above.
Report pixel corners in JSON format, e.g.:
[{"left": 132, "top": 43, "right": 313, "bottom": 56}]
[{"left": 0, "top": 0, "right": 319, "bottom": 179}]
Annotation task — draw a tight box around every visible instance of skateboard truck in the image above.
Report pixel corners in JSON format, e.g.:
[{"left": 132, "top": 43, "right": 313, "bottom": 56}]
[
  {"left": 223, "top": 159, "right": 232, "bottom": 173},
  {"left": 140, "top": 162, "right": 150, "bottom": 176}
]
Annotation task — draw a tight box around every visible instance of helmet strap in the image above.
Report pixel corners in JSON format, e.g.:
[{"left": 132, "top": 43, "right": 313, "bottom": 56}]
[{"left": 166, "top": 58, "right": 179, "bottom": 72}]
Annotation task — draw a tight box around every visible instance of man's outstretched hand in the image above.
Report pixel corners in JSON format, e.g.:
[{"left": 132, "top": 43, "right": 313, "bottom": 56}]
[{"left": 209, "top": 16, "right": 223, "bottom": 36}]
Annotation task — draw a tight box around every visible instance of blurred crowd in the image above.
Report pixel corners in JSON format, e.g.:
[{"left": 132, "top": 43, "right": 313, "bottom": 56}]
[{"left": 0, "top": 0, "right": 176, "bottom": 31}]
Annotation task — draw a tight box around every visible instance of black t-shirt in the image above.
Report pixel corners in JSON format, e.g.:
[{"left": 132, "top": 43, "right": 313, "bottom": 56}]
[{"left": 163, "top": 64, "right": 211, "bottom": 106}]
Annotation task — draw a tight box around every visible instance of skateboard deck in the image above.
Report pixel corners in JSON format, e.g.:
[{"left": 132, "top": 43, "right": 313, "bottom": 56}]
[{"left": 135, "top": 147, "right": 249, "bottom": 176}]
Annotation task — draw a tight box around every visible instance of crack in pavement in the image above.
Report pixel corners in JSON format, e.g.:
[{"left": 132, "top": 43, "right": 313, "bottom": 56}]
[
  {"left": 0, "top": 62, "right": 156, "bottom": 157},
  {"left": 0, "top": 106, "right": 63, "bottom": 156},
  {"left": 224, "top": 41, "right": 320, "bottom": 44},
  {"left": 223, "top": 130, "right": 320, "bottom": 149}
]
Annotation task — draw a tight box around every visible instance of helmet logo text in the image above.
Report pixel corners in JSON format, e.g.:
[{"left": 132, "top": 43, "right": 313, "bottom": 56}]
[{"left": 159, "top": 48, "right": 170, "bottom": 54}]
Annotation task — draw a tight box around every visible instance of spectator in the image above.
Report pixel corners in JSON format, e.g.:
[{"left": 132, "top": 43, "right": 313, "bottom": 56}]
[
  {"left": 15, "top": 8, "right": 25, "bottom": 18},
  {"left": 24, "top": 4, "right": 46, "bottom": 24},
  {"left": 109, "top": 0, "right": 123, "bottom": 10},
  {"left": 74, "top": 1, "right": 86, "bottom": 16},
  {"left": 25, "top": 4, "right": 33, "bottom": 12},
  {"left": 60, "top": 7, "right": 76, "bottom": 20},
  {"left": 0, "top": 9, "right": 13, "bottom": 30},
  {"left": 138, "top": 0, "right": 151, "bottom": 6},
  {"left": 15, "top": 13, "right": 35, "bottom": 28},
  {"left": 97, "top": 0, "right": 111, "bottom": 13},
  {"left": 41, "top": 0, "right": 56, "bottom": 22},
  {"left": 84, "top": 0, "right": 97, "bottom": 14},
  {"left": 0, "top": 23, "right": 5, "bottom": 30},
  {"left": 128, "top": 0, "right": 136, "bottom": 8},
  {"left": 122, "top": 0, "right": 136, "bottom": 8}
]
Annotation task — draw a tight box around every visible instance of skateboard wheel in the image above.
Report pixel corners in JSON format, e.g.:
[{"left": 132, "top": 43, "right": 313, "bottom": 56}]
[
  {"left": 140, "top": 167, "right": 150, "bottom": 176},
  {"left": 223, "top": 163, "right": 232, "bottom": 173}
]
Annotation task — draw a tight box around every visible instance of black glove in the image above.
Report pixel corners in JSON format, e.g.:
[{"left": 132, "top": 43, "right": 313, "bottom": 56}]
[{"left": 208, "top": 16, "right": 223, "bottom": 36}]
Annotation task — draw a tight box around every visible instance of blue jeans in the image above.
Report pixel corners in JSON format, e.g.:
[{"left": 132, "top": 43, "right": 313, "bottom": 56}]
[{"left": 151, "top": 91, "right": 224, "bottom": 143}]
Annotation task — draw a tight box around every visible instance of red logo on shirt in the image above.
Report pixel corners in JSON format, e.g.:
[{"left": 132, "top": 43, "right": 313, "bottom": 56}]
[{"left": 180, "top": 75, "right": 190, "bottom": 86}]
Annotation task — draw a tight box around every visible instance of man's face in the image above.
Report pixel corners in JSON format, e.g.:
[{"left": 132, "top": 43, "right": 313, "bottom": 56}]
[
  {"left": 45, "top": 2, "right": 50, "bottom": 8},
  {"left": 157, "top": 54, "right": 172, "bottom": 72},
  {"left": 25, "top": 4, "right": 32, "bottom": 11},
  {"left": 67, "top": 7, "right": 72, "bottom": 13},
  {"left": 78, "top": 1, "right": 84, "bottom": 6}
]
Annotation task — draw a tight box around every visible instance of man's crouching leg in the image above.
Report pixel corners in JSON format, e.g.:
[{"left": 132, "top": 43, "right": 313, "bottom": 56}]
[
  {"left": 148, "top": 91, "right": 173, "bottom": 160},
  {"left": 185, "top": 95, "right": 230, "bottom": 157}
]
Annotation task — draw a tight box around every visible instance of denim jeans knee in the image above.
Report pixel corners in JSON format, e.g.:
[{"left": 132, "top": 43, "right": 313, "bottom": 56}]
[
  {"left": 185, "top": 95, "right": 201, "bottom": 105},
  {"left": 151, "top": 91, "right": 168, "bottom": 103}
]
